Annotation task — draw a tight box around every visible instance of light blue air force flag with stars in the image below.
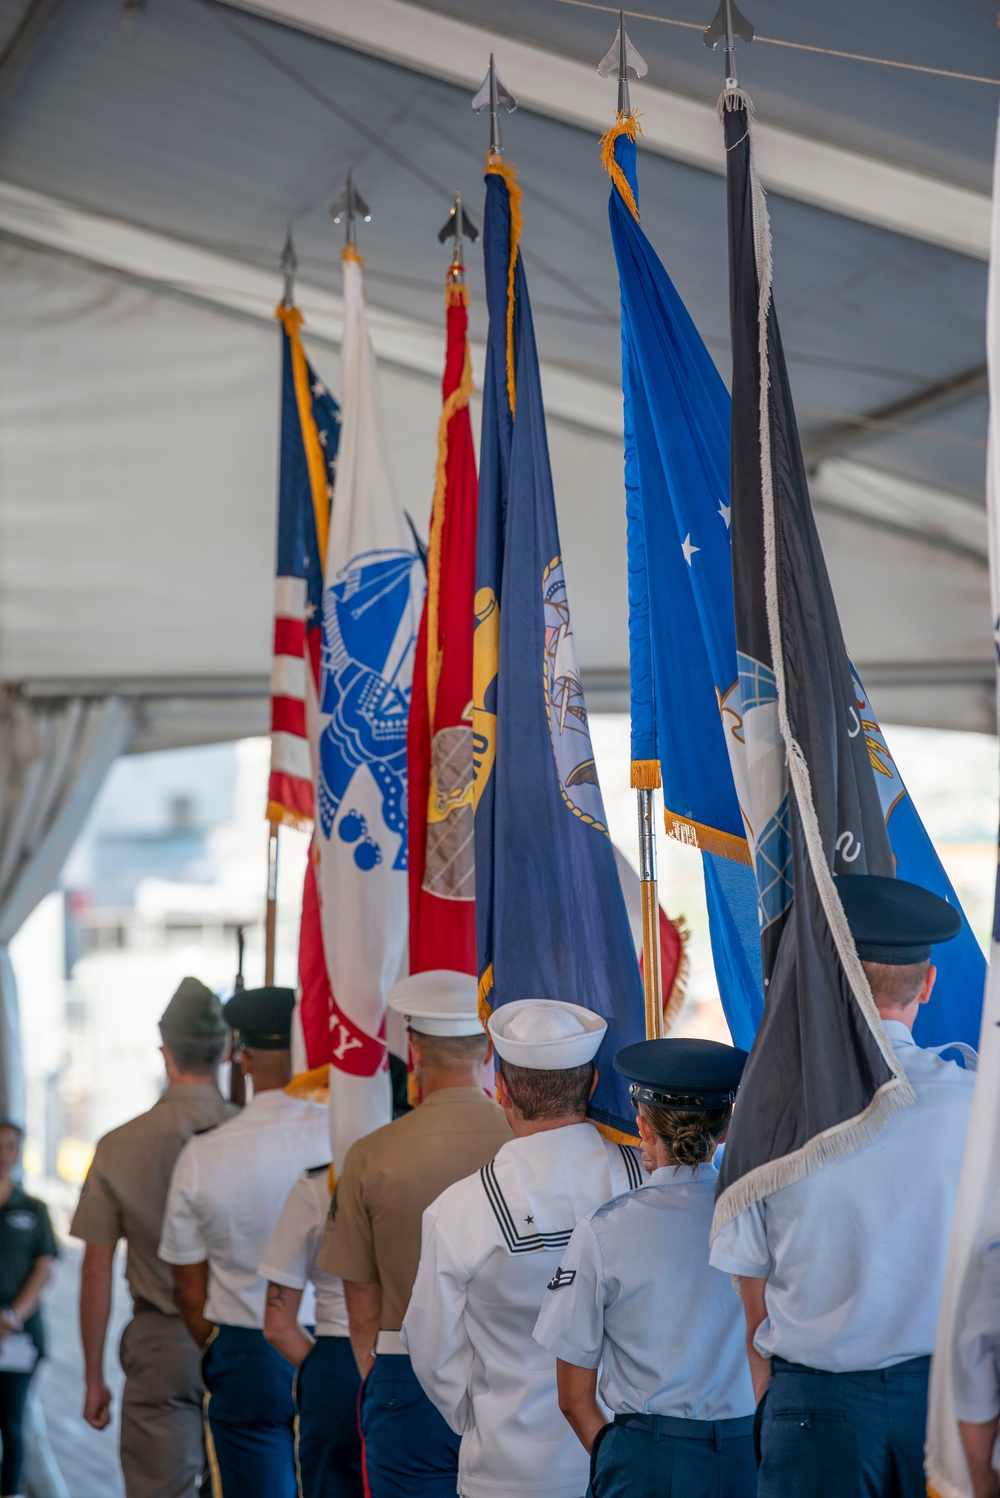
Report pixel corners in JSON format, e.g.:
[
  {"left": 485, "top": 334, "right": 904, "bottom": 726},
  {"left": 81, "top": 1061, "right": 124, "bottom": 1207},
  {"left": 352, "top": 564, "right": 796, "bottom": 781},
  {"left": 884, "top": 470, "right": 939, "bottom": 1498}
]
[{"left": 605, "top": 119, "right": 984, "bottom": 1053}]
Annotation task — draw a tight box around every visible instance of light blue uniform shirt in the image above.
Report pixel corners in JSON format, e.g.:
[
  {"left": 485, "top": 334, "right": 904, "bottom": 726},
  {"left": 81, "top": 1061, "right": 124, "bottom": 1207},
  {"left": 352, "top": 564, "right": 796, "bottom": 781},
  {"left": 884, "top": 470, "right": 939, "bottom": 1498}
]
[
  {"left": 710, "top": 1021, "right": 975, "bottom": 1373},
  {"left": 533, "top": 1162, "right": 755, "bottom": 1421}
]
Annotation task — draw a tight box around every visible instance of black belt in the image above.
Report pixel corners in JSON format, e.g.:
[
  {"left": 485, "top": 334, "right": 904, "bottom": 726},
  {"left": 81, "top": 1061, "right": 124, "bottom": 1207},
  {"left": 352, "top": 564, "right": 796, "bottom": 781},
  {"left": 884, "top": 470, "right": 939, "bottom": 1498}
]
[
  {"left": 771, "top": 1355, "right": 932, "bottom": 1381},
  {"left": 613, "top": 1412, "right": 755, "bottom": 1446}
]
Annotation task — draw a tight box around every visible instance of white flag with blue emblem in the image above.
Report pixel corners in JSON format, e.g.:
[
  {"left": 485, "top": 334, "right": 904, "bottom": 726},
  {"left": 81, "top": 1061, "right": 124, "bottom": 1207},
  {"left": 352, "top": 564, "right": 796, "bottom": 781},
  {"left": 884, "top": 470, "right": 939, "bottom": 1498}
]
[
  {"left": 925, "top": 104, "right": 1000, "bottom": 1498},
  {"left": 315, "top": 246, "right": 424, "bottom": 1170}
]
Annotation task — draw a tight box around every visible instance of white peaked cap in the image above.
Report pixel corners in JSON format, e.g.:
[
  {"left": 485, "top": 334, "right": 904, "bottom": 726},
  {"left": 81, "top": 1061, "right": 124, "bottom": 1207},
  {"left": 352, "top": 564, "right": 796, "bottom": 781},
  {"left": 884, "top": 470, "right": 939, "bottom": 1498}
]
[
  {"left": 386, "top": 970, "right": 484, "bottom": 1037},
  {"left": 488, "top": 999, "right": 606, "bottom": 1070}
]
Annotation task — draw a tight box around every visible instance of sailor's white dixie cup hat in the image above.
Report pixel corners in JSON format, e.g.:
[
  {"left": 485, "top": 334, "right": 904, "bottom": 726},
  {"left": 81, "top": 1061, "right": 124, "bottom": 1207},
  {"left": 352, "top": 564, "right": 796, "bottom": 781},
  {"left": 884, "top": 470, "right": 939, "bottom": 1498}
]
[
  {"left": 488, "top": 999, "right": 606, "bottom": 1070},
  {"left": 386, "top": 970, "right": 484, "bottom": 1037}
]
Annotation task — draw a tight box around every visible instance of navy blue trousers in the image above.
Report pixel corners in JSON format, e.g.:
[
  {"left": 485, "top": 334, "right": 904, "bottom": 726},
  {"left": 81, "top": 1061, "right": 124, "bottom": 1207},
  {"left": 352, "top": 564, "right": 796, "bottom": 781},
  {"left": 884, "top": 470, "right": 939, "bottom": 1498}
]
[
  {"left": 202, "top": 1325, "right": 296, "bottom": 1498},
  {"left": 359, "top": 1353, "right": 459, "bottom": 1498},
  {"left": 295, "top": 1335, "right": 363, "bottom": 1497},
  {"left": 758, "top": 1356, "right": 932, "bottom": 1498},
  {"left": 589, "top": 1412, "right": 756, "bottom": 1498}
]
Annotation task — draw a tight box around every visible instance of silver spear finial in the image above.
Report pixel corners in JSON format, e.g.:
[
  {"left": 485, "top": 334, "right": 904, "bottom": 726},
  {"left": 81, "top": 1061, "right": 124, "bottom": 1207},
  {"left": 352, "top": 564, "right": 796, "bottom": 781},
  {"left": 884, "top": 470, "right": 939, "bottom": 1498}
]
[
  {"left": 597, "top": 11, "right": 648, "bottom": 115},
  {"left": 471, "top": 54, "right": 517, "bottom": 157},
  {"left": 330, "top": 171, "right": 372, "bottom": 248},
  {"left": 437, "top": 189, "right": 480, "bottom": 283},
  {"left": 280, "top": 224, "right": 297, "bottom": 307},
  {"left": 704, "top": 0, "right": 754, "bottom": 88}
]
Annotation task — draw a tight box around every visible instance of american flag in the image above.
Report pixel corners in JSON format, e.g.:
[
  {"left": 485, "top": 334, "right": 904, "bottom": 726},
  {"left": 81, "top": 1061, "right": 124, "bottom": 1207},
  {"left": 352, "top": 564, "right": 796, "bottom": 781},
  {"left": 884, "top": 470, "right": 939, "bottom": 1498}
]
[{"left": 268, "top": 305, "right": 340, "bottom": 828}]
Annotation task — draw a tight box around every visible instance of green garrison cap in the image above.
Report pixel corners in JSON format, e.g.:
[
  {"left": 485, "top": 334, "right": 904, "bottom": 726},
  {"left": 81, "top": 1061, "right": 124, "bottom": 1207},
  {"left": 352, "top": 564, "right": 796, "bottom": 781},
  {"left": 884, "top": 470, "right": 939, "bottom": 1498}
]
[
  {"left": 159, "top": 977, "right": 227, "bottom": 1040},
  {"left": 223, "top": 987, "right": 295, "bottom": 1050}
]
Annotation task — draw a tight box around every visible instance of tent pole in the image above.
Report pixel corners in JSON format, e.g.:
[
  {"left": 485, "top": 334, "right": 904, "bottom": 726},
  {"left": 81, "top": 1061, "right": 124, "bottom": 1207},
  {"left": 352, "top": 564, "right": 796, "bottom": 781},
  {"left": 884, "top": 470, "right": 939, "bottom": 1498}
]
[
  {"left": 264, "top": 820, "right": 279, "bottom": 985},
  {"left": 636, "top": 788, "right": 664, "bottom": 1039}
]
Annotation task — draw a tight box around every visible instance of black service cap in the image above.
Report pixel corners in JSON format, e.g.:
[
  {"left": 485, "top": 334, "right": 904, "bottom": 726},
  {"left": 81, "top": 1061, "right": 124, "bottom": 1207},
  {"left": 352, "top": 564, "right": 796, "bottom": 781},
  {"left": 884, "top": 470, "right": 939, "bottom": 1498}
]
[
  {"left": 223, "top": 987, "right": 295, "bottom": 1050},
  {"left": 160, "top": 977, "right": 226, "bottom": 1040},
  {"left": 834, "top": 873, "right": 961, "bottom": 965},
  {"left": 614, "top": 1038, "right": 748, "bottom": 1111}
]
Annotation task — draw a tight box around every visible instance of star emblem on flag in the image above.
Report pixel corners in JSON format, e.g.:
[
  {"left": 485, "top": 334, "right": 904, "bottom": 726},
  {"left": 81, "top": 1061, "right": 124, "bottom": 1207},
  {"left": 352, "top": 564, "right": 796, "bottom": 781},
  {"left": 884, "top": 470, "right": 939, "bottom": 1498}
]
[{"left": 681, "top": 533, "right": 700, "bottom": 566}]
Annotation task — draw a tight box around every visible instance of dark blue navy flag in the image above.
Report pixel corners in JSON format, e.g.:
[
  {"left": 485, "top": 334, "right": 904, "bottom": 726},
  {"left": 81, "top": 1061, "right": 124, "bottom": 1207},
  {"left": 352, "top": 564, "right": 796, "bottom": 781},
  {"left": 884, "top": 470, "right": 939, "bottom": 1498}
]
[
  {"left": 604, "top": 117, "right": 984, "bottom": 1062},
  {"left": 605, "top": 119, "right": 763, "bottom": 1051},
  {"left": 472, "top": 160, "right": 645, "bottom": 1142}
]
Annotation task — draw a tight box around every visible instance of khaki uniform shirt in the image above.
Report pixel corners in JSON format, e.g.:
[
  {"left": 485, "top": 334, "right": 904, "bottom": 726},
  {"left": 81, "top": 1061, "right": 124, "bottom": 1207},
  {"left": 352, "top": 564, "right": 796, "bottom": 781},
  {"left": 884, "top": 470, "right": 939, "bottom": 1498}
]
[
  {"left": 71, "top": 1083, "right": 236, "bottom": 1315},
  {"left": 319, "top": 1086, "right": 512, "bottom": 1330}
]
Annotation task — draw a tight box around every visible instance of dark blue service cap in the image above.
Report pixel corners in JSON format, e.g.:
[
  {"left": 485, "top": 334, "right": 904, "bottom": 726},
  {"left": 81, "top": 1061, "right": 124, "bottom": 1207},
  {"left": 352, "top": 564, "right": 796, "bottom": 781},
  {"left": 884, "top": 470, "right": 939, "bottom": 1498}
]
[
  {"left": 834, "top": 873, "right": 961, "bottom": 965},
  {"left": 223, "top": 986, "right": 295, "bottom": 1050},
  {"left": 614, "top": 1038, "right": 748, "bottom": 1111}
]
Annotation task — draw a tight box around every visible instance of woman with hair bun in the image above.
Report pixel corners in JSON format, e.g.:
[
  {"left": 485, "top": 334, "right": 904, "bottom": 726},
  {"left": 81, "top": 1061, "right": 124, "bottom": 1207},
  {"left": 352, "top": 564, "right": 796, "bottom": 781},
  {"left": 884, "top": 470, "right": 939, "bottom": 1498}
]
[{"left": 533, "top": 1038, "right": 755, "bottom": 1498}]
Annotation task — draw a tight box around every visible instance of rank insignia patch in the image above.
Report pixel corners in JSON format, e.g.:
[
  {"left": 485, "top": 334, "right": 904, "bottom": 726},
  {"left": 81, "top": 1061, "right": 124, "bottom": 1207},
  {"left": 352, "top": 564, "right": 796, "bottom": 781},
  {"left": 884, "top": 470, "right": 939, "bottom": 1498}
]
[{"left": 547, "top": 1267, "right": 576, "bottom": 1290}]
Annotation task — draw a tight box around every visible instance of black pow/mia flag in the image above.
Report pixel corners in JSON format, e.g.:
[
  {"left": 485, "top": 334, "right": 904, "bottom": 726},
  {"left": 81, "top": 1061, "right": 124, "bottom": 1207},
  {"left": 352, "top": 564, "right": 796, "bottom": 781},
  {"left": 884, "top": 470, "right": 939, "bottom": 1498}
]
[{"left": 713, "top": 90, "right": 912, "bottom": 1234}]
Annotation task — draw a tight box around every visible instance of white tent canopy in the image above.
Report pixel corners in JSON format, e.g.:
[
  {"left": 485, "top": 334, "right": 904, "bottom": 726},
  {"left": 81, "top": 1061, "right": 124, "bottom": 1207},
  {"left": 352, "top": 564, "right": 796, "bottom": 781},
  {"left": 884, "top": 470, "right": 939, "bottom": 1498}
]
[{"left": 0, "top": 0, "right": 994, "bottom": 743}]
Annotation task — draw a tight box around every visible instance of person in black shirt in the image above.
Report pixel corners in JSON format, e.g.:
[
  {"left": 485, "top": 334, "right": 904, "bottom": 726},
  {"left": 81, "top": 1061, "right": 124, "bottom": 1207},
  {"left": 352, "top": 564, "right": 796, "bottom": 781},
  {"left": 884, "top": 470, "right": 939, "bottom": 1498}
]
[{"left": 0, "top": 1117, "right": 58, "bottom": 1498}]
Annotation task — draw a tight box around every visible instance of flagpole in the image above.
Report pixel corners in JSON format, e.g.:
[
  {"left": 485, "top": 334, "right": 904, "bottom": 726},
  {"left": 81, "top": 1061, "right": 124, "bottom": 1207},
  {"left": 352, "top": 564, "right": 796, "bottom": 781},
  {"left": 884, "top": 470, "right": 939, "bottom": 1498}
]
[
  {"left": 636, "top": 787, "right": 664, "bottom": 1039},
  {"left": 598, "top": 15, "right": 664, "bottom": 1039},
  {"left": 263, "top": 228, "right": 298, "bottom": 991}
]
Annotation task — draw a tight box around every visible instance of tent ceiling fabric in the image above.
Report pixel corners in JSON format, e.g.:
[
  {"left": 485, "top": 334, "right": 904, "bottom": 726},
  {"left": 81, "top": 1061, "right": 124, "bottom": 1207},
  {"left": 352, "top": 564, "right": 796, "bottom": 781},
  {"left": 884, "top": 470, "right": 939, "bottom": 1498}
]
[{"left": 0, "top": 0, "right": 993, "bottom": 738}]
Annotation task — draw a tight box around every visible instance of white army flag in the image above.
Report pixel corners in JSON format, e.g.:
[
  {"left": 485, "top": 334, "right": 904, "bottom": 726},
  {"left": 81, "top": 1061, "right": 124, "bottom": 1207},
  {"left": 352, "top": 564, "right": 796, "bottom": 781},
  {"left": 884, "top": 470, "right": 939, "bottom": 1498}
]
[
  {"left": 313, "top": 246, "right": 424, "bottom": 1171},
  {"left": 925, "top": 103, "right": 1000, "bottom": 1498}
]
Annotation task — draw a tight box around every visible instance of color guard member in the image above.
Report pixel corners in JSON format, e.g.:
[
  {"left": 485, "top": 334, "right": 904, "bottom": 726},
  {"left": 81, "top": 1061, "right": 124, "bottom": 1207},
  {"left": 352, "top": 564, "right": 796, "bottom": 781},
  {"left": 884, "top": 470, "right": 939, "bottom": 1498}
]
[
  {"left": 318, "top": 970, "right": 511, "bottom": 1498},
  {"left": 402, "top": 998, "right": 642, "bottom": 1498},
  {"left": 261, "top": 1163, "right": 363, "bottom": 1498},
  {"left": 710, "top": 874, "right": 975, "bottom": 1498},
  {"left": 71, "top": 977, "right": 234, "bottom": 1498},
  {"left": 159, "top": 986, "right": 328, "bottom": 1498},
  {"left": 535, "top": 1038, "right": 755, "bottom": 1498}
]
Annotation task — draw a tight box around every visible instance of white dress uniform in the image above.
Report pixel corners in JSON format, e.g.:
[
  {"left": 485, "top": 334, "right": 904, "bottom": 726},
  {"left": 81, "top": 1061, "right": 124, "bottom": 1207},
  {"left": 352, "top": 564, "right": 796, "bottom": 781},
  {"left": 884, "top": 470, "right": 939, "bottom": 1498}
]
[
  {"left": 159, "top": 1088, "right": 329, "bottom": 1328},
  {"left": 259, "top": 1167, "right": 348, "bottom": 1337},
  {"left": 402, "top": 999, "right": 641, "bottom": 1498},
  {"left": 534, "top": 1161, "right": 754, "bottom": 1421},
  {"left": 709, "top": 1022, "right": 975, "bottom": 1371}
]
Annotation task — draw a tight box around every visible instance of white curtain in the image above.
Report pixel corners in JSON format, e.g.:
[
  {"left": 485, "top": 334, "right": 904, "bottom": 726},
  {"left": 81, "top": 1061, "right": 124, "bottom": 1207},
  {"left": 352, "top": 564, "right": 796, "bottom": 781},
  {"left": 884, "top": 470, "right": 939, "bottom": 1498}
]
[{"left": 0, "top": 694, "right": 135, "bottom": 1121}]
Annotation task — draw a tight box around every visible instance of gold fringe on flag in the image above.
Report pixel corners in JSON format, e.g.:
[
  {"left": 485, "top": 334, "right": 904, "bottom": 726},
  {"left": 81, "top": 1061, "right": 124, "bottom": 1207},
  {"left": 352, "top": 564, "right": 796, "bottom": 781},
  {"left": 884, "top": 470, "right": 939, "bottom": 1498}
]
[
  {"left": 663, "top": 914, "right": 691, "bottom": 1033},
  {"left": 266, "top": 799, "right": 313, "bottom": 834},
  {"left": 599, "top": 111, "right": 644, "bottom": 224},
  {"left": 485, "top": 155, "right": 523, "bottom": 417},
  {"left": 629, "top": 759, "right": 661, "bottom": 790},
  {"left": 478, "top": 963, "right": 495, "bottom": 1026},
  {"left": 284, "top": 1064, "right": 330, "bottom": 1104},
  {"left": 595, "top": 1120, "right": 642, "bottom": 1148},
  {"left": 274, "top": 303, "right": 330, "bottom": 566},
  {"left": 341, "top": 243, "right": 364, "bottom": 268},
  {"left": 426, "top": 280, "right": 475, "bottom": 725},
  {"left": 663, "top": 806, "right": 753, "bottom": 866}
]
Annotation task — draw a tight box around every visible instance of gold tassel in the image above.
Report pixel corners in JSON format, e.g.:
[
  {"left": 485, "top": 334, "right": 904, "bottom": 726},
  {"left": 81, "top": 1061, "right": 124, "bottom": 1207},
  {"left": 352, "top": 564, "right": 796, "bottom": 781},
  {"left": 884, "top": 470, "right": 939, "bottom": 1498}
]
[
  {"left": 485, "top": 155, "right": 523, "bottom": 417},
  {"left": 662, "top": 807, "right": 752, "bottom": 866},
  {"left": 599, "top": 110, "right": 644, "bottom": 224},
  {"left": 341, "top": 243, "right": 364, "bottom": 267},
  {"left": 629, "top": 759, "right": 661, "bottom": 790}
]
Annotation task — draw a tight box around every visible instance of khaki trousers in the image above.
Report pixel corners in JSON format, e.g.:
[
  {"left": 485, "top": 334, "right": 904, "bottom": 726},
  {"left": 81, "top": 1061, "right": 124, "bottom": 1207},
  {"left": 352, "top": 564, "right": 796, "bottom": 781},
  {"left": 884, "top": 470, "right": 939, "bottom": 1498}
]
[{"left": 119, "top": 1307, "right": 205, "bottom": 1498}]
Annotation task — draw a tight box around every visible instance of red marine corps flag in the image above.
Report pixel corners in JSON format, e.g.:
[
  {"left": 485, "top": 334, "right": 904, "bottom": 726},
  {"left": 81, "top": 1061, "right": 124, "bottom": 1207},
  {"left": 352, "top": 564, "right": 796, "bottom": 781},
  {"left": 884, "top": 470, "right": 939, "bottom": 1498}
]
[{"left": 407, "top": 197, "right": 480, "bottom": 975}]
